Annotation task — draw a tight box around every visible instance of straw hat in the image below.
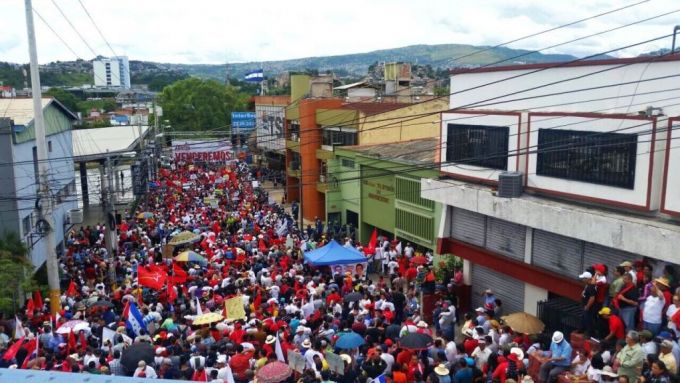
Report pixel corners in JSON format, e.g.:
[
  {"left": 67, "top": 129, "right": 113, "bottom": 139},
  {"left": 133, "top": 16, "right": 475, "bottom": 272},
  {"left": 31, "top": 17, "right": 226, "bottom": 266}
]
[
  {"left": 434, "top": 364, "right": 450, "bottom": 376},
  {"left": 301, "top": 339, "right": 312, "bottom": 348},
  {"left": 265, "top": 335, "right": 276, "bottom": 344},
  {"left": 655, "top": 277, "right": 671, "bottom": 288},
  {"left": 340, "top": 354, "right": 352, "bottom": 364}
]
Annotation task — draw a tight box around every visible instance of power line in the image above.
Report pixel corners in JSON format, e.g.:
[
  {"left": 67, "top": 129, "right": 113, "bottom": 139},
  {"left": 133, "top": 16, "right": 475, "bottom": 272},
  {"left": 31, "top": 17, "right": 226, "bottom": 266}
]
[{"left": 49, "top": 0, "right": 98, "bottom": 57}]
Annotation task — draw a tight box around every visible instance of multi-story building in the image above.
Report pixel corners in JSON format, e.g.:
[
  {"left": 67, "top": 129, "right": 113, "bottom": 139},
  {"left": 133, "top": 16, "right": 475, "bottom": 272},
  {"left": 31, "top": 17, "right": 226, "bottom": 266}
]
[
  {"left": 421, "top": 55, "right": 680, "bottom": 324},
  {"left": 93, "top": 56, "right": 131, "bottom": 89},
  {"left": 254, "top": 95, "right": 290, "bottom": 170},
  {"left": 0, "top": 98, "right": 79, "bottom": 268}
]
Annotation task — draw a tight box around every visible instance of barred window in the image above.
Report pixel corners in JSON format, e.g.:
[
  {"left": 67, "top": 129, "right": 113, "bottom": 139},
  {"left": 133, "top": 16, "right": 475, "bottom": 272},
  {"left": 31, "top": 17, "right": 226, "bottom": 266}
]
[{"left": 446, "top": 124, "right": 509, "bottom": 170}]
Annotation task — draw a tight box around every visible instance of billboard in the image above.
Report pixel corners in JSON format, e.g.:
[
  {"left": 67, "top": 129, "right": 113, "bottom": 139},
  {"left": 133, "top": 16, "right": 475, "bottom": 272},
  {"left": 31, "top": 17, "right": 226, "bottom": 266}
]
[
  {"left": 231, "top": 112, "right": 256, "bottom": 135},
  {"left": 172, "top": 140, "right": 233, "bottom": 163},
  {"left": 256, "top": 104, "right": 285, "bottom": 152}
]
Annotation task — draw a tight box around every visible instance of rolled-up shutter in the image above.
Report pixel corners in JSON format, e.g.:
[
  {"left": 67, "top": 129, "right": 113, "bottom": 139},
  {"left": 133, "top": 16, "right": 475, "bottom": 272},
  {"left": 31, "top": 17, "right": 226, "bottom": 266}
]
[
  {"left": 486, "top": 217, "right": 526, "bottom": 261},
  {"left": 583, "top": 242, "right": 636, "bottom": 271},
  {"left": 471, "top": 264, "right": 525, "bottom": 314},
  {"left": 532, "top": 229, "right": 583, "bottom": 277},
  {"left": 450, "top": 208, "right": 486, "bottom": 247}
]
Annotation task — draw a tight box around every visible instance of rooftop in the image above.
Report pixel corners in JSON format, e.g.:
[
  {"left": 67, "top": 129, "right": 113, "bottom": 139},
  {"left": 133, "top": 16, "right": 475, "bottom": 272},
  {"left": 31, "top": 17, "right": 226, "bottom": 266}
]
[
  {"left": 72, "top": 125, "right": 149, "bottom": 161},
  {"left": 341, "top": 102, "right": 410, "bottom": 116},
  {"left": 0, "top": 97, "right": 77, "bottom": 125},
  {"left": 343, "top": 137, "right": 438, "bottom": 164}
]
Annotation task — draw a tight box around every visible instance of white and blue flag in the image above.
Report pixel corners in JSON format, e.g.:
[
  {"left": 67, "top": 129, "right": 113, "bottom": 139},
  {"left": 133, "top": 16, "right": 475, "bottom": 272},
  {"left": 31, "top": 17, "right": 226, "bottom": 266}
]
[
  {"left": 125, "top": 302, "right": 147, "bottom": 336},
  {"left": 371, "top": 374, "right": 387, "bottom": 383},
  {"left": 244, "top": 69, "right": 264, "bottom": 82}
]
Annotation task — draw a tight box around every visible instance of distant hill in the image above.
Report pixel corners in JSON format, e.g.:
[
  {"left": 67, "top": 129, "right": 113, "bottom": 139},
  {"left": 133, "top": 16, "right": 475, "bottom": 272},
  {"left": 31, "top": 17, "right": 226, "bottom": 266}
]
[{"left": 1, "top": 43, "right": 595, "bottom": 88}]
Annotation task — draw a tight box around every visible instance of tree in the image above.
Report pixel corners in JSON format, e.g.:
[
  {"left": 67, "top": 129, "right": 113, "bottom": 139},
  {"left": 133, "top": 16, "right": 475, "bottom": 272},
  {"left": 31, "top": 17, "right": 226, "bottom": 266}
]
[
  {"left": 158, "top": 78, "right": 249, "bottom": 132},
  {"left": 0, "top": 232, "right": 37, "bottom": 315},
  {"left": 44, "top": 88, "right": 80, "bottom": 114}
]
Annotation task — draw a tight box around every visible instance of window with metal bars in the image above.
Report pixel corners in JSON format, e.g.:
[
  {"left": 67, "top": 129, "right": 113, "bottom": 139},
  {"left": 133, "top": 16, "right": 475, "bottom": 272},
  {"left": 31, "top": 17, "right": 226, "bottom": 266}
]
[
  {"left": 396, "top": 177, "right": 434, "bottom": 210},
  {"left": 446, "top": 124, "right": 509, "bottom": 170},
  {"left": 536, "top": 129, "right": 637, "bottom": 189}
]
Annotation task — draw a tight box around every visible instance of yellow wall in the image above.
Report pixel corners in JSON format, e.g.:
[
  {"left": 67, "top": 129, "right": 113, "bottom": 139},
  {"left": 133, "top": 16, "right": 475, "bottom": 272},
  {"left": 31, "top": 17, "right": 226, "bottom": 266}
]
[{"left": 358, "top": 98, "right": 449, "bottom": 144}]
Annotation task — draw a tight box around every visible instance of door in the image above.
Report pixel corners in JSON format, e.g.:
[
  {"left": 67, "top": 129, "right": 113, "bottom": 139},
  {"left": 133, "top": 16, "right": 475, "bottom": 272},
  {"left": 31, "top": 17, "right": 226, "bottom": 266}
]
[{"left": 471, "top": 263, "right": 525, "bottom": 314}]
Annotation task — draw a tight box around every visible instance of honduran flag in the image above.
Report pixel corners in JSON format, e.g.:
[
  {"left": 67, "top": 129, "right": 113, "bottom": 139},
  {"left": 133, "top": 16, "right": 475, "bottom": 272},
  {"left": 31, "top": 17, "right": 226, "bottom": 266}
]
[
  {"left": 244, "top": 69, "right": 264, "bottom": 82},
  {"left": 125, "top": 302, "right": 147, "bottom": 337},
  {"left": 371, "top": 374, "right": 387, "bottom": 383}
]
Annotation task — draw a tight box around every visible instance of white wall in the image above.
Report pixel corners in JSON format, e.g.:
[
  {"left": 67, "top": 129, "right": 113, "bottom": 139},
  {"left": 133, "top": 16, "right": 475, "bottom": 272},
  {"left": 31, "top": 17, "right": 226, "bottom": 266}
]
[
  {"left": 664, "top": 119, "right": 680, "bottom": 214},
  {"left": 524, "top": 284, "right": 549, "bottom": 315}
]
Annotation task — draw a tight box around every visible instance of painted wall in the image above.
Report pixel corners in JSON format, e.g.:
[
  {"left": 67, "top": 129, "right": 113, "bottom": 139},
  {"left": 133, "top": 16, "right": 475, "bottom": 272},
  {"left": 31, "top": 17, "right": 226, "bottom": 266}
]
[
  {"left": 663, "top": 118, "right": 680, "bottom": 216},
  {"left": 326, "top": 151, "right": 361, "bottom": 227},
  {"left": 360, "top": 165, "right": 396, "bottom": 233},
  {"left": 359, "top": 98, "right": 448, "bottom": 144}
]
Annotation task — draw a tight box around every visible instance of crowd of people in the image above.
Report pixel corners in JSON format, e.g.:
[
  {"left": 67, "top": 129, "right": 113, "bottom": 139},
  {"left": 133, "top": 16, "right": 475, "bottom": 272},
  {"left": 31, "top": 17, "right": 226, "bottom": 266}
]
[{"left": 0, "top": 159, "right": 679, "bottom": 383}]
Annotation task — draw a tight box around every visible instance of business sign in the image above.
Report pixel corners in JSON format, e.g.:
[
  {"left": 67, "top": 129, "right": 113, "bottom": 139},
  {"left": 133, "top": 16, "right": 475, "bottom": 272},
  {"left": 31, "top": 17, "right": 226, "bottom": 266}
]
[
  {"left": 172, "top": 140, "right": 233, "bottom": 163},
  {"left": 256, "top": 104, "right": 285, "bottom": 152},
  {"left": 231, "top": 112, "right": 256, "bottom": 135}
]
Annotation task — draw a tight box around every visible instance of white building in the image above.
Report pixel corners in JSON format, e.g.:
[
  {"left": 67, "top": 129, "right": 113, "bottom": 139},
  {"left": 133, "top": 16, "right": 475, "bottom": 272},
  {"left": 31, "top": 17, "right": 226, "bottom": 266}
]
[
  {"left": 422, "top": 55, "right": 680, "bottom": 325},
  {"left": 93, "top": 56, "right": 130, "bottom": 89},
  {"left": 0, "top": 98, "right": 78, "bottom": 269}
]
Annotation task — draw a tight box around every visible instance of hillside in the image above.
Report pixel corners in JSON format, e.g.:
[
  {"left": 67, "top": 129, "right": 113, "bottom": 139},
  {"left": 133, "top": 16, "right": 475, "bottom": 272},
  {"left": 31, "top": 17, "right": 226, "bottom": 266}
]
[{"left": 0, "top": 43, "right": 582, "bottom": 87}]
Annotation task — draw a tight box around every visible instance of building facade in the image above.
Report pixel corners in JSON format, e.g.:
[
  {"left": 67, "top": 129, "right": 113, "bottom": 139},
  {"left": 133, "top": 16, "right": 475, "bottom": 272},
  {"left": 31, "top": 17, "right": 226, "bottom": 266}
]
[
  {"left": 93, "top": 56, "right": 131, "bottom": 89},
  {"left": 254, "top": 95, "right": 289, "bottom": 170},
  {"left": 421, "top": 55, "right": 680, "bottom": 320},
  {"left": 0, "top": 98, "right": 79, "bottom": 268}
]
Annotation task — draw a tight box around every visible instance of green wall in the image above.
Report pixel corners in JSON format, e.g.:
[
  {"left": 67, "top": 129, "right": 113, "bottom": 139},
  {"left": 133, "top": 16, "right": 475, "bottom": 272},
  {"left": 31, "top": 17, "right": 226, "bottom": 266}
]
[
  {"left": 361, "top": 165, "right": 395, "bottom": 233},
  {"left": 14, "top": 104, "right": 73, "bottom": 144}
]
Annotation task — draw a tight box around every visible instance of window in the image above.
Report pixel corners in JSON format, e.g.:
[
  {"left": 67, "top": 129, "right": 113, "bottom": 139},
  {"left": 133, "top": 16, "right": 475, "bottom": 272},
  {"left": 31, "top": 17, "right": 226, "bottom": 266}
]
[
  {"left": 341, "top": 158, "right": 355, "bottom": 169},
  {"left": 32, "top": 146, "right": 38, "bottom": 181},
  {"left": 288, "top": 121, "right": 300, "bottom": 141},
  {"left": 446, "top": 124, "right": 509, "bottom": 170},
  {"left": 322, "top": 128, "right": 357, "bottom": 147},
  {"left": 536, "top": 129, "right": 637, "bottom": 189},
  {"left": 48, "top": 140, "right": 52, "bottom": 152},
  {"left": 396, "top": 176, "right": 434, "bottom": 210},
  {"left": 22, "top": 214, "right": 32, "bottom": 236}
]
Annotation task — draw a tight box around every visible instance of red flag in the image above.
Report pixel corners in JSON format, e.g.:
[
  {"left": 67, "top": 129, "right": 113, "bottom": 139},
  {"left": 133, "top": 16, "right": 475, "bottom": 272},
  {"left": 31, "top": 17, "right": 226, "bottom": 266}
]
[
  {"left": 138, "top": 266, "right": 167, "bottom": 290},
  {"left": 122, "top": 300, "right": 130, "bottom": 319},
  {"left": 33, "top": 290, "right": 43, "bottom": 311},
  {"left": 66, "top": 280, "right": 78, "bottom": 297},
  {"left": 258, "top": 238, "right": 267, "bottom": 252},
  {"left": 67, "top": 330, "right": 77, "bottom": 354},
  {"left": 2, "top": 337, "right": 25, "bottom": 361},
  {"left": 253, "top": 288, "right": 262, "bottom": 311},
  {"left": 167, "top": 280, "right": 177, "bottom": 303},
  {"left": 170, "top": 262, "right": 188, "bottom": 284},
  {"left": 365, "top": 228, "right": 378, "bottom": 256},
  {"left": 25, "top": 298, "right": 34, "bottom": 319},
  {"left": 20, "top": 336, "right": 38, "bottom": 369},
  {"left": 79, "top": 331, "right": 87, "bottom": 351}
]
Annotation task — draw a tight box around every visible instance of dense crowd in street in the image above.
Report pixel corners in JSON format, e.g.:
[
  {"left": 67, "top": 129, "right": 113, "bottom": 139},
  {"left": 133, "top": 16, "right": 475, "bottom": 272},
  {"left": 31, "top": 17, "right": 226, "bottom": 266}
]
[{"left": 0, "top": 159, "right": 680, "bottom": 383}]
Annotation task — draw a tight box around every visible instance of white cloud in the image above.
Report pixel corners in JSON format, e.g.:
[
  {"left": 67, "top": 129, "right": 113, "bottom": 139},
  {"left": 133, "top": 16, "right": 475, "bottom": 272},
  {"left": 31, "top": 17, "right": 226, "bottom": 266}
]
[{"left": 0, "top": 0, "right": 677, "bottom": 64}]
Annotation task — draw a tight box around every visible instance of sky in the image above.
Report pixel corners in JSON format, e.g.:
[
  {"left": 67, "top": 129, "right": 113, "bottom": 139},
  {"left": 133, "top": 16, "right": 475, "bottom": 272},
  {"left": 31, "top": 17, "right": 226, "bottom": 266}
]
[{"left": 1, "top": 0, "right": 678, "bottom": 65}]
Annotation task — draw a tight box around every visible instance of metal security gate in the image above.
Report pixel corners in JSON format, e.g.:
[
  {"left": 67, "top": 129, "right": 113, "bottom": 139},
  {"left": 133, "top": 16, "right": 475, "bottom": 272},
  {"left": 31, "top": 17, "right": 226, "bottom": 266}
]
[
  {"left": 471, "top": 264, "right": 525, "bottom": 314},
  {"left": 583, "top": 242, "right": 636, "bottom": 271},
  {"left": 486, "top": 217, "right": 526, "bottom": 261},
  {"left": 532, "top": 230, "right": 583, "bottom": 277},
  {"left": 450, "top": 208, "right": 486, "bottom": 247}
]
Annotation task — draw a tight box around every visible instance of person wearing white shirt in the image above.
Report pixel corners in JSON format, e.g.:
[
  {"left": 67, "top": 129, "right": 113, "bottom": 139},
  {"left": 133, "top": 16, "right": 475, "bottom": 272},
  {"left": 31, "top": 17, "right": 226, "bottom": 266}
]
[
  {"left": 404, "top": 244, "right": 414, "bottom": 258},
  {"left": 380, "top": 347, "right": 395, "bottom": 373},
  {"left": 642, "top": 280, "right": 666, "bottom": 335},
  {"left": 667, "top": 295, "right": 680, "bottom": 337},
  {"left": 471, "top": 340, "right": 492, "bottom": 369},
  {"left": 133, "top": 361, "right": 158, "bottom": 378},
  {"left": 301, "top": 299, "right": 315, "bottom": 319}
]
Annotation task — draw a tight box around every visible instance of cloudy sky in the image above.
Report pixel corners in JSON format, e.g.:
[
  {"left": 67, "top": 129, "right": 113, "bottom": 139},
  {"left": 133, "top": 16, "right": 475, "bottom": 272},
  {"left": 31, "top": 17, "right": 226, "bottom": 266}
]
[{"left": 1, "top": 0, "right": 678, "bottom": 64}]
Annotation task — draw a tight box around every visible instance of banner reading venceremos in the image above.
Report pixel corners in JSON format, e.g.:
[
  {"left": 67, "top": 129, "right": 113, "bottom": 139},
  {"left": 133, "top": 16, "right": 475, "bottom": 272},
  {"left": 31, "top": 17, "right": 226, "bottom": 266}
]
[{"left": 173, "top": 140, "right": 234, "bottom": 163}]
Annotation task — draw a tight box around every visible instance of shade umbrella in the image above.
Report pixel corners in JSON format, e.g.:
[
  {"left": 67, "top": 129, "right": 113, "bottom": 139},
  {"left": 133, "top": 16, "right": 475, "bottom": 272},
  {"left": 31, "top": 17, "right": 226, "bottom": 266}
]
[
  {"left": 256, "top": 361, "right": 293, "bottom": 383},
  {"left": 137, "top": 212, "right": 154, "bottom": 219},
  {"left": 121, "top": 342, "right": 155, "bottom": 375},
  {"left": 335, "top": 331, "right": 365, "bottom": 349},
  {"left": 501, "top": 312, "right": 545, "bottom": 335},
  {"left": 398, "top": 332, "right": 433, "bottom": 350},
  {"left": 174, "top": 250, "right": 207, "bottom": 265},
  {"left": 168, "top": 231, "right": 201, "bottom": 246},
  {"left": 343, "top": 292, "right": 363, "bottom": 303},
  {"left": 192, "top": 312, "right": 224, "bottom": 326},
  {"left": 56, "top": 320, "right": 90, "bottom": 334},
  {"left": 411, "top": 255, "right": 429, "bottom": 265},
  {"left": 87, "top": 300, "right": 114, "bottom": 310}
]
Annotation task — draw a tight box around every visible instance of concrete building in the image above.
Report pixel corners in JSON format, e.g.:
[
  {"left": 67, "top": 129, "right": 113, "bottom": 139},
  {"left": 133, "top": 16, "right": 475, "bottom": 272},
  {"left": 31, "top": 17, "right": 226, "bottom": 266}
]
[
  {"left": 254, "top": 95, "right": 289, "bottom": 170},
  {"left": 0, "top": 98, "right": 78, "bottom": 268},
  {"left": 93, "top": 56, "right": 131, "bottom": 89},
  {"left": 327, "top": 138, "right": 443, "bottom": 250},
  {"left": 421, "top": 55, "right": 680, "bottom": 325}
]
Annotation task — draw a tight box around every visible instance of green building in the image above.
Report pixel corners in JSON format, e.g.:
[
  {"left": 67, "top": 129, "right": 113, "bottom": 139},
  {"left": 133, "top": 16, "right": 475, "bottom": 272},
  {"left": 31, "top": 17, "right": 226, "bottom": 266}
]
[{"left": 325, "top": 138, "right": 442, "bottom": 253}]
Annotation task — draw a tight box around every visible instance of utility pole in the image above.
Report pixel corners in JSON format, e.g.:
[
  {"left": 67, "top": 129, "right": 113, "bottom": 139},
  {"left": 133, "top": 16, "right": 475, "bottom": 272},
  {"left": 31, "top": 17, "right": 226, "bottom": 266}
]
[
  {"left": 25, "top": 0, "right": 61, "bottom": 315},
  {"left": 104, "top": 152, "right": 117, "bottom": 288}
]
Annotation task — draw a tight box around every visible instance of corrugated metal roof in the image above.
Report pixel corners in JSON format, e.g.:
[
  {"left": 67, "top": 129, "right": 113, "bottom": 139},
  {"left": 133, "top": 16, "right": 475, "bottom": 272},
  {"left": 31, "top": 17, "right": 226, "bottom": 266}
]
[
  {"left": 72, "top": 125, "right": 149, "bottom": 159},
  {"left": 343, "top": 137, "right": 438, "bottom": 164},
  {"left": 334, "top": 80, "right": 368, "bottom": 90},
  {"left": 0, "top": 97, "right": 78, "bottom": 125}
]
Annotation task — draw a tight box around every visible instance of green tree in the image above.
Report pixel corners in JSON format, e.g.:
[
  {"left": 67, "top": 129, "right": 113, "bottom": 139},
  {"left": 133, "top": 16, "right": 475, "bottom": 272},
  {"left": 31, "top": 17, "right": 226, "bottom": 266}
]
[
  {"left": 159, "top": 78, "right": 249, "bottom": 132},
  {"left": 0, "top": 232, "right": 37, "bottom": 315},
  {"left": 77, "top": 98, "right": 117, "bottom": 115},
  {"left": 44, "top": 88, "right": 80, "bottom": 113}
]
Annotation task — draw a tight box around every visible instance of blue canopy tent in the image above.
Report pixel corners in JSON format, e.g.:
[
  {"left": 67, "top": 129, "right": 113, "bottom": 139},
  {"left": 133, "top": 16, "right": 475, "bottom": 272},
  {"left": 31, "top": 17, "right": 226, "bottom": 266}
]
[{"left": 304, "top": 240, "right": 368, "bottom": 266}]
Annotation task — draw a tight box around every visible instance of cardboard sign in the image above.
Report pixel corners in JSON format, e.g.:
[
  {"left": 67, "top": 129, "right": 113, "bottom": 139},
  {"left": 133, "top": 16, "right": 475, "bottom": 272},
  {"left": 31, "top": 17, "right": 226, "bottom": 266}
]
[
  {"left": 224, "top": 296, "right": 246, "bottom": 321},
  {"left": 324, "top": 351, "right": 344, "bottom": 375},
  {"left": 287, "top": 350, "right": 305, "bottom": 373}
]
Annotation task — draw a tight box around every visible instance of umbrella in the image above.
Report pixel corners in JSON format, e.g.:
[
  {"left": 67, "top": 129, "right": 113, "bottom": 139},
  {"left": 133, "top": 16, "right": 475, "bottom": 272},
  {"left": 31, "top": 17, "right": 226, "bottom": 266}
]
[
  {"left": 56, "top": 320, "right": 90, "bottom": 334},
  {"left": 256, "top": 361, "right": 292, "bottom": 383},
  {"left": 343, "top": 292, "right": 363, "bottom": 303},
  {"left": 168, "top": 231, "right": 201, "bottom": 246},
  {"left": 335, "top": 331, "right": 365, "bottom": 349},
  {"left": 501, "top": 312, "right": 545, "bottom": 335},
  {"left": 192, "top": 312, "right": 224, "bottom": 326},
  {"left": 87, "top": 300, "right": 114, "bottom": 309},
  {"left": 398, "top": 332, "right": 433, "bottom": 350},
  {"left": 121, "top": 342, "right": 154, "bottom": 375},
  {"left": 137, "top": 212, "right": 154, "bottom": 219},
  {"left": 174, "top": 250, "right": 207, "bottom": 265},
  {"left": 411, "top": 255, "right": 429, "bottom": 265}
]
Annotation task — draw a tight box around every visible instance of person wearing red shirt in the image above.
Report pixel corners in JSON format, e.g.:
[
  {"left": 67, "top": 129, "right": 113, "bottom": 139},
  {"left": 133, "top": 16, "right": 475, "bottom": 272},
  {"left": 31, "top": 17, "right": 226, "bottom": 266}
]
[
  {"left": 463, "top": 330, "right": 479, "bottom": 356},
  {"left": 229, "top": 346, "right": 254, "bottom": 381},
  {"left": 599, "top": 307, "right": 625, "bottom": 341},
  {"left": 396, "top": 348, "right": 413, "bottom": 366}
]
